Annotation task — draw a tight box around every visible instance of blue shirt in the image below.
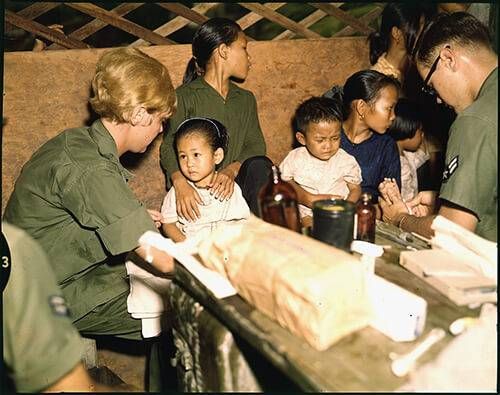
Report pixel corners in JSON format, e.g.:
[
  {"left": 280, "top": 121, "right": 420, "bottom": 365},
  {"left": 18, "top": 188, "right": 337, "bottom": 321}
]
[{"left": 340, "top": 130, "right": 401, "bottom": 200}]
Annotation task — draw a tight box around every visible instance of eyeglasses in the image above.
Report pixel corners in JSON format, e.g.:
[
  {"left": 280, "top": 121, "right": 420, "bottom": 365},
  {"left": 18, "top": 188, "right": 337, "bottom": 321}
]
[
  {"left": 421, "top": 45, "right": 449, "bottom": 97},
  {"left": 421, "top": 55, "right": 440, "bottom": 97}
]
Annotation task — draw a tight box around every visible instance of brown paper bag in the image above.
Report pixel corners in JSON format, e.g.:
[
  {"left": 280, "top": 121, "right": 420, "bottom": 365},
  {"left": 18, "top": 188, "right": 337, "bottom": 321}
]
[{"left": 198, "top": 216, "right": 372, "bottom": 351}]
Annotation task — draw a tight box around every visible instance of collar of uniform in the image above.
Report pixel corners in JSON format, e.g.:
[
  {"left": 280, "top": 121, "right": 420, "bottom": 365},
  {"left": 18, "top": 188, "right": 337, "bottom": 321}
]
[
  {"left": 192, "top": 77, "right": 242, "bottom": 100},
  {"left": 89, "top": 119, "right": 134, "bottom": 181},
  {"left": 477, "top": 67, "right": 498, "bottom": 100}
]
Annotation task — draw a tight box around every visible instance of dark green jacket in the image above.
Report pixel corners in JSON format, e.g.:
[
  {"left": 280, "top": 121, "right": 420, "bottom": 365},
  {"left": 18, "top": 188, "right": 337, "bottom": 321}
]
[
  {"left": 2, "top": 222, "right": 84, "bottom": 392},
  {"left": 3, "top": 120, "right": 157, "bottom": 320},
  {"left": 160, "top": 77, "right": 266, "bottom": 184},
  {"left": 440, "top": 67, "right": 498, "bottom": 242}
]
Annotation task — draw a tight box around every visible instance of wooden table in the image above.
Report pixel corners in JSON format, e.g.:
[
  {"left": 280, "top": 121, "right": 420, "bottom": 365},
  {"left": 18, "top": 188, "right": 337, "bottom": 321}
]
[{"left": 169, "top": 222, "right": 480, "bottom": 391}]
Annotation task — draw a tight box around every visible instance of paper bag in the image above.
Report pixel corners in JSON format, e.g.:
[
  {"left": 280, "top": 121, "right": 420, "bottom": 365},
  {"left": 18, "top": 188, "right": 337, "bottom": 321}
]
[{"left": 198, "top": 216, "right": 372, "bottom": 351}]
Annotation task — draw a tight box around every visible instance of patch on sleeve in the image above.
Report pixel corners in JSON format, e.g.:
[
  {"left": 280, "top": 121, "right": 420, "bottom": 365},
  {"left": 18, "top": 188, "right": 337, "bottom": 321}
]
[
  {"left": 442, "top": 155, "right": 459, "bottom": 183},
  {"left": 48, "top": 295, "right": 70, "bottom": 317}
]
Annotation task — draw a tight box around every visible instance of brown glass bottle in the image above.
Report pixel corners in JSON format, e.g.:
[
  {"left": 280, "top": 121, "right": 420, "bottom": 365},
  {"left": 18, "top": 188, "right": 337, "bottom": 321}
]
[
  {"left": 355, "top": 192, "right": 376, "bottom": 243},
  {"left": 258, "top": 165, "right": 301, "bottom": 232}
]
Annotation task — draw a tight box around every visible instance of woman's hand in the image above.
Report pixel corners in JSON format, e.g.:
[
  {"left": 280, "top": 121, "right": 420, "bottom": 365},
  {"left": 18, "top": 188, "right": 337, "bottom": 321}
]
[
  {"left": 173, "top": 175, "right": 203, "bottom": 222},
  {"left": 208, "top": 164, "right": 239, "bottom": 201},
  {"left": 147, "top": 209, "right": 164, "bottom": 228}
]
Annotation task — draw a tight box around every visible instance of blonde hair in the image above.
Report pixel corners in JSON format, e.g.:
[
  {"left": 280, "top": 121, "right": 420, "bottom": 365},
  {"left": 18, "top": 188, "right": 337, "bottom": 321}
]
[{"left": 89, "top": 47, "right": 176, "bottom": 123}]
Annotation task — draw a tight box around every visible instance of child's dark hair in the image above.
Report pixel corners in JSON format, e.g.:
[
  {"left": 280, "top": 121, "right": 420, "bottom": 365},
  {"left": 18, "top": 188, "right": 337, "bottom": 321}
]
[
  {"left": 183, "top": 18, "right": 242, "bottom": 85},
  {"left": 324, "top": 70, "right": 400, "bottom": 121},
  {"left": 386, "top": 98, "right": 422, "bottom": 141},
  {"left": 293, "top": 97, "right": 343, "bottom": 134},
  {"left": 368, "top": 3, "right": 428, "bottom": 65},
  {"left": 174, "top": 117, "right": 229, "bottom": 153}
]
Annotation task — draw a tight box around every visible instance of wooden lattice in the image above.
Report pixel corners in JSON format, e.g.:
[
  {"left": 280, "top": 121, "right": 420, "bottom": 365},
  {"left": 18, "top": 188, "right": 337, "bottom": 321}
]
[{"left": 4, "top": 2, "right": 384, "bottom": 50}]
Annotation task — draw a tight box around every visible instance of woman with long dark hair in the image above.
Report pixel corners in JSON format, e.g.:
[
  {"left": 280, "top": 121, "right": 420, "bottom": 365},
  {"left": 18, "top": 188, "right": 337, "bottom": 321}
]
[
  {"left": 327, "top": 70, "right": 401, "bottom": 205},
  {"left": 368, "top": 3, "right": 429, "bottom": 83},
  {"left": 160, "top": 18, "right": 271, "bottom": 221}
]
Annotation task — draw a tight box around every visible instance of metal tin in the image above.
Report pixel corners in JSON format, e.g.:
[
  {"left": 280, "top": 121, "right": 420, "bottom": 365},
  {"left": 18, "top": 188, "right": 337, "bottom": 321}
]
[{"left": 312, "top": 199, "right": 355, "bottom": 252}]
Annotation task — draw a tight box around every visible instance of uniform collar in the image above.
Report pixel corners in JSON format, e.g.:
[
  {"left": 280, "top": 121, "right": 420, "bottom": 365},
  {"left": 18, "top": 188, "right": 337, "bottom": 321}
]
[
  {"left": 89, "top": 119, "right": 134, "bottom": 181},
  {"left": 477, "top": 67, "right": 497, "bottom": 99},
  {"left": 190, "top": 77, "right": 242, "bottom": 100}
]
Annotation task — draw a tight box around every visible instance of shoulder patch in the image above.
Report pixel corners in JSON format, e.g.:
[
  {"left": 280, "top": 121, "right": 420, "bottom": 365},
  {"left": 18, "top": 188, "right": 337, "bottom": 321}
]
[
  {"left": 442, "top": 155, "right": 459, "bottom": 183},
  {"left": 48, "top": 295, "right": 70, "bottom": 317}
]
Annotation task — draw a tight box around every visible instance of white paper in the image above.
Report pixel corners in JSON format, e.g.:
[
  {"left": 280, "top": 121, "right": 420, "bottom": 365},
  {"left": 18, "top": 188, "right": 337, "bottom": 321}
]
[{"left": 139, "top": 231, "right": 237, "bottom": 299}]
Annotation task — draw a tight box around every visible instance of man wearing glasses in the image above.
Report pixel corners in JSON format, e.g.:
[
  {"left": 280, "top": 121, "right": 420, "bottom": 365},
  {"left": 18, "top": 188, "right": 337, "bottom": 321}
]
[{"left": 379, "top": 12, "right": 497, "bottom": 242}]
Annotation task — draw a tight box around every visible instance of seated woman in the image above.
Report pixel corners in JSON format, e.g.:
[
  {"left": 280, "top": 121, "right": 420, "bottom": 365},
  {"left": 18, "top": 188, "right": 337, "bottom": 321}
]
[
  {"left": 160, "top": 17, "right": 272, "bottom": 220},
  {"left": 325, "top": 70, "right": 400, "bottom": 209}
]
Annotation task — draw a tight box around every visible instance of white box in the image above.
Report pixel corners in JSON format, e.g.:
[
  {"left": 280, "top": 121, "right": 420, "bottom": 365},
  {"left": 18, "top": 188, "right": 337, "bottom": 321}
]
[{"left": 368, "top": 274, "right": 427, "bottom": 342}]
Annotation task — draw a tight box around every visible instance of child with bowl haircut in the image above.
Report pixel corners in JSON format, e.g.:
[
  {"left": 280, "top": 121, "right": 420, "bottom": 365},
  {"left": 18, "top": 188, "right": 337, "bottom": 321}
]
[
  {"left": 279, "top": 97, "right": 362, "bottom": 224},
  {"left": 161, "top": 117, "right": 250, "bottom": 243},
  {"left": 385, "top": 98, "right": 429, "bottom": 202}
]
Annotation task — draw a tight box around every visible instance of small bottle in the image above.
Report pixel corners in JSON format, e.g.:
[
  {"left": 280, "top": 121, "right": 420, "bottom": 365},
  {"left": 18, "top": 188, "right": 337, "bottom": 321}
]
[
  {"left": 355, "top": 192, "right": 376, "bottom": 243},
  {"left": 258, "top": 165, "right": 301, "bottom": 232}
]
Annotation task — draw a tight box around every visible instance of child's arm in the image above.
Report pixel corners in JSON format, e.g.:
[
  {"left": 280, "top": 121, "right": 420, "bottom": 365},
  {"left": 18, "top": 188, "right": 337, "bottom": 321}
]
[
  {"left": 161, "top": 222, "right": 186, "bottom": 243},
  {"left": 345, "top": 182, "right": 361, "bottom": 203},
  {"left": 288, "top": 180, "right": 338, "bottom": 207}
]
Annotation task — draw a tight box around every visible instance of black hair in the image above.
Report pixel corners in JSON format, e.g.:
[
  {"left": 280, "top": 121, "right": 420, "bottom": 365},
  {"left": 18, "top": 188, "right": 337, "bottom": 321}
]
[
  {"left": 293, "top": 97, "right": 343, "bottom": 134},
  {"left": 413, "top": 12, "right": 493, "bottom": 66},
  {"left": 174, "top": 117, "right": 229, "bottom": 154},
  {"left": 386, "top": 98, "right": 422, "bottom": 141},
  {"left": 183, "top": 18, "right": 242, "bottom": 85},
  {"left": 368, "top": 3, "right": 427, "bottom": 65},
  {"left": 325, "top": 70, "right": 400, "bottom": 121}
]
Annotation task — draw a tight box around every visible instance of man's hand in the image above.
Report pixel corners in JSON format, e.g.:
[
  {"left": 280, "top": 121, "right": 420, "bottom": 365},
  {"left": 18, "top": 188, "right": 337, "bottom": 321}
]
[
  {"left": 407, "top": 191, "right": 438, "bottom": 217},
  {"left": 172, "top": 173, "right": 203, "bottom": 222},
  {"left": 208, "top": 163, "right": 239, "bottom": 201}
]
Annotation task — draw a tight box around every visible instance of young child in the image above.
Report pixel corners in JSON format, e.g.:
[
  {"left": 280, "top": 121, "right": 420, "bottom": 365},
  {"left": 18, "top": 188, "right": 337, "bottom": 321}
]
[
  {"left": 386, "top": 98, "right": 429, "bottom": 202},
  {"left": 279, "top": 97, "right": 362, "bottom": 224},
  {"left": 161, "top": 117, "right": 250, "bottom": 243}
]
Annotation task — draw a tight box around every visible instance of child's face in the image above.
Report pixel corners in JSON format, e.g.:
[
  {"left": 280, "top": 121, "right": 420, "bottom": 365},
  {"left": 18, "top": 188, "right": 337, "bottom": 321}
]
[
  {"left": 402, "top": 128, "right": 424, "bottom": 152},
  {"left": 363, "top": 85, "right": 398, "bottom": 134},
  {"left": 177, "top": 134, "right": 222, "bottom": 187},
  {"left": 296, "top": 120, "right": 342, "bottom": 161}
]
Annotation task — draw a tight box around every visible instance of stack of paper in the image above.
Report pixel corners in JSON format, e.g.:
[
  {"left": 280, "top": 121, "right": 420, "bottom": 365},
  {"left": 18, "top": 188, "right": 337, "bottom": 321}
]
[{"left": 399, "top": 216, "right": 497, "bottom": 306}]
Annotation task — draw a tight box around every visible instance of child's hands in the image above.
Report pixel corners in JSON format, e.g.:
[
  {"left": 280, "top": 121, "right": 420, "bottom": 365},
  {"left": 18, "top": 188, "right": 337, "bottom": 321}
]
[
  {"left": 208, "top": 166, "right": 236, "bottom": 201},
  {"left": 378, "top": 178, "right": 402, "bottom": 204},
  {"left": 147, "top": 209, "right": 164, "bottom": 228}
]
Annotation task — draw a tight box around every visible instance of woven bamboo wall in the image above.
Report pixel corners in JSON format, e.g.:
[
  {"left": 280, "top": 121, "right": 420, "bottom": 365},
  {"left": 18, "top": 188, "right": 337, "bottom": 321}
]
[
  {"left": 4, "top": 2, "right": 382, "bottom": 49},
  {"left": 2, "top": 37, "right": 370, "bottom": 212}
]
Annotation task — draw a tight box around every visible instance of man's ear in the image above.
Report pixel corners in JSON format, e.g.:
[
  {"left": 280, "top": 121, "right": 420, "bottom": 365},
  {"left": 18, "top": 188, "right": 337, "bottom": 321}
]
[
  {"left": 440, "top": 46, "right": 456, "bottom": 71},
  {"left": 130, "top": 106, "right": 150, "bottom": 126},
  {"left": 295, "top": 131, "right": 306, "bottom": 146},
  {"left": 214, "top": 147, "right": 224, "bottom": 165}
]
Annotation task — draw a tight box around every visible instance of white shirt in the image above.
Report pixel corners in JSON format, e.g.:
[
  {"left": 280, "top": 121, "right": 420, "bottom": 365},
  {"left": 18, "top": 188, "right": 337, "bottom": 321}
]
[
  {"left": 279, "top": 147, "right": 362, "bottom": 218},
  {"left": 161, "top": 181, "right": 250, "bottom": 244},
  {"left": 400, "top": 148, "right": 430, "bottom": 202}
]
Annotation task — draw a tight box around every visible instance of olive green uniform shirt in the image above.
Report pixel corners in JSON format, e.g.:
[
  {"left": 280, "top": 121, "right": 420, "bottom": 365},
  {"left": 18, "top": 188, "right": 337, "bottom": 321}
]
[
  {"left": 3, "top": 120, "right": 157, "bottom": 320},
  {"left": 2, "top": 222, "right": 84, "bottom": 392},
  {"left": 439, "top": 68, "right": 497, "bottom": 241},
  {"left": 160, "top": 77, "right": 266, "bottom": 184}
]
